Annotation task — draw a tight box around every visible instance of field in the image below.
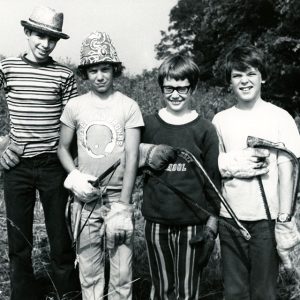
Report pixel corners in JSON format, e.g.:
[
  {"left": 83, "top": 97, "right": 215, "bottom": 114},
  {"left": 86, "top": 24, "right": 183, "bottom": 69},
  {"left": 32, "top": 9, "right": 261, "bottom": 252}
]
[{"left": 1, "top": 181, "right": 300, "bottom": 299}]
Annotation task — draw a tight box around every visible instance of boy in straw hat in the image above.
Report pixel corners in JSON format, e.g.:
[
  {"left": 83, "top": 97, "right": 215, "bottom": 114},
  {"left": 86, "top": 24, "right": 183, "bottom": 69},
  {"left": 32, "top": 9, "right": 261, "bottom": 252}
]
[
  {"left": 57, "top": 31, "right": 144, "bottom": 300},
  {"left": 0, "top": 5, "right": 80, "bottom": 300}
]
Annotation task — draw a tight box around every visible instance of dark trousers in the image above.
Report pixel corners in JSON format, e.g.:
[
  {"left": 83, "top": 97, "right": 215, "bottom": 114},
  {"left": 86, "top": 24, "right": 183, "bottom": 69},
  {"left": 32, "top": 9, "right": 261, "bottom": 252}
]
[
  {"left": 4, "top": 153, "right": 80, "bottom": 300},
  {"left": 219, "top": 218, "right": 279, "bottom": 300}
]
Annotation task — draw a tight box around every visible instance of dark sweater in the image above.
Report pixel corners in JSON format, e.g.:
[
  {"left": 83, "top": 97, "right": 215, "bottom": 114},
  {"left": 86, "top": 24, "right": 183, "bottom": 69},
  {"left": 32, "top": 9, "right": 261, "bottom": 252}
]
[{"left": 141, "top": 113, "right": 221, "bottom": 225}]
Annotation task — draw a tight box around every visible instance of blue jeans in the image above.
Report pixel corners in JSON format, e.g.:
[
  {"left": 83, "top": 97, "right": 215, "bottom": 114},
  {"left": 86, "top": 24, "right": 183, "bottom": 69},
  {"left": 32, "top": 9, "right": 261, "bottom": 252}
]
[
  {"left": 4, "top": 153, "right": 80, "bottom": 300},
  {"left": 219, "top": 218, "right": 279, "bottom": 300}
]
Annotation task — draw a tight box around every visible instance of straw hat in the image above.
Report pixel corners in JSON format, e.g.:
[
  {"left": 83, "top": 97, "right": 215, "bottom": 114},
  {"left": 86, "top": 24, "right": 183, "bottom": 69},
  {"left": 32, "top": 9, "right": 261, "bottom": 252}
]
[
  {"left": 21, "top": 6, "right": 69, "bottom": 40},
  {"left": 79, "top": 31, "right": 121, "bottom": 67}
]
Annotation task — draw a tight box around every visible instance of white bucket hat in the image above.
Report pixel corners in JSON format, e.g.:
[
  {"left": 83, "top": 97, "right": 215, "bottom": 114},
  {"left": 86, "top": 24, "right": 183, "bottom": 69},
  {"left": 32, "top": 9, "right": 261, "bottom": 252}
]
[
  {"left": 79, "top": 31, "right": 121, "bottom": 67},
  {"left": 21, "top": 6, "right": 69, "bottom": 40}
]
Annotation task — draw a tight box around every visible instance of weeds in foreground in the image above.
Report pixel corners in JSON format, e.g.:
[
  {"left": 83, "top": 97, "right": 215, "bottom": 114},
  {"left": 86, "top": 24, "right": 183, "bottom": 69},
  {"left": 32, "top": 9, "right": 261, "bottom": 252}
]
[{"left": 1, "top": 188, "right": 300, "bottom": 299}]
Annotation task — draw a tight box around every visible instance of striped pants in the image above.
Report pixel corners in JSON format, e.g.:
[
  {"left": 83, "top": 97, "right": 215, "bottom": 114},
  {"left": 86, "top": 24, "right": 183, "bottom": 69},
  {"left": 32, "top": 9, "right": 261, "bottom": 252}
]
[{"left": 144, "top": 220, "right": 203, "bottom": 300}]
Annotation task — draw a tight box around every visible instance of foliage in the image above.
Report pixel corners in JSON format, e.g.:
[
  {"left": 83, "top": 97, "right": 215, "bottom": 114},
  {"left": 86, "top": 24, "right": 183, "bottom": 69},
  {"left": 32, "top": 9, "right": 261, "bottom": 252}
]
[{"left": 155, "top": 0, "right": 300, "bottom": 115}]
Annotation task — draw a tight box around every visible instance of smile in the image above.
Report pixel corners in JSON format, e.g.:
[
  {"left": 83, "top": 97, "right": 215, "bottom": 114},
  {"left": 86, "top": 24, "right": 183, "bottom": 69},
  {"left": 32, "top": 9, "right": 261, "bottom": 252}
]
[
  {"left": 168, "top": 99, "right": 184, "bottom": 104},
  {"left": 240, "top": 86, "right": 253, "bottom": 91}
]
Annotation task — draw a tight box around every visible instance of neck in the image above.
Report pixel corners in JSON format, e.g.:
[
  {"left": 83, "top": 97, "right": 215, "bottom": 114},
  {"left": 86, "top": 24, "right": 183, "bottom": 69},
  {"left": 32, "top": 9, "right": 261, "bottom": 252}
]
[
  {"left": 236, "top": 97, "right": 262, "bottom": 110},
  {"left": 91, "top": 88, "right": 114, "bottom": 100},
  {"left": 25, "top": 53, "right": 49, "bottom": 64},
  {"left": 160, "top": 107, "right": 198, "bottom": 125},
  {"left": 165, "top": 106, "right": 191, "bottom": 118}
]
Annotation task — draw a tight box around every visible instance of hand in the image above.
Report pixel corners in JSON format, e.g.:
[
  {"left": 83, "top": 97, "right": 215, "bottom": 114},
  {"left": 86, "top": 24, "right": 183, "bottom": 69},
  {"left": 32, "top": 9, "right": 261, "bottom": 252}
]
[
  {"left": 275, "top": 218, "right": 300, "bottom": 270},
  {"left": 139, "top": 143, "right": 178, "bottom": 170},
  {"left": 105, "top": 202, "right": 134, "bottom": 249},
  {"left": 0, "top": 136, "right": 24, "bottom": 170},
  {"left": 64, "top": 169, "right": 101, "bottom": 203},
  {"left": 219, "top": 148, "right": 270, "bottom": 178},
  {"left": 149, "top": 144, "right": 178, "bottom": 170},
  {"left": 190, "top": 225, "right": 217, "bottom": 268}
]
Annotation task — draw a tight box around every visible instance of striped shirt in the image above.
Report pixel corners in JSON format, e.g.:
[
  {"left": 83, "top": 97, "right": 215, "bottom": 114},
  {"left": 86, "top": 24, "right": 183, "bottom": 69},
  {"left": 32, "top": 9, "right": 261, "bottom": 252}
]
[{"left": 0, "top": 55, "right": 78, "bottom": 157}]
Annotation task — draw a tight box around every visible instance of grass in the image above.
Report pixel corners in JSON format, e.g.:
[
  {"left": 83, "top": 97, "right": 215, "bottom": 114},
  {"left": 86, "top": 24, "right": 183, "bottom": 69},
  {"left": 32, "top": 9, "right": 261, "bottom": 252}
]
[{"left": 1, "top": 186, "right": 300, "bottom": 299}]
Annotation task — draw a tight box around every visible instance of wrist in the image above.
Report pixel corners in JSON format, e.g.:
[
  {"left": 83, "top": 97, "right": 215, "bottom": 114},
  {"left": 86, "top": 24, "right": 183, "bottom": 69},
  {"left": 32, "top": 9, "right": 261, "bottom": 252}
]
[
  {"left": 277, "top": 213, "right": 292, "bottom": 223},
  {"left": 64, "top": 168, "right": 79, "bottom": 189}
]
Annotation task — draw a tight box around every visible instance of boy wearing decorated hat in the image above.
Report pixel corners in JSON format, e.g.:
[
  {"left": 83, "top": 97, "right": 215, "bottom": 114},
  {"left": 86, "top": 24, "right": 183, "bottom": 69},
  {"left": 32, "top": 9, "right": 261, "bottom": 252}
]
[
  {"left": 57, "top": 31, "right": 144, "bottom": 300},
  {"left": 0, "top": 6, "right": 80, "bottom": 300}
]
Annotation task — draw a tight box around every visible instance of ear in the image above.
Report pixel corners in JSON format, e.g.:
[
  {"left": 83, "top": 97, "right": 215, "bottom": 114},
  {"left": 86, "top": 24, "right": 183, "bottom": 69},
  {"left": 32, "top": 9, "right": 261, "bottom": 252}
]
[
  {"left": 191, "top": 84, "right": 197, "bottom": 95},
  {"left": 24, "top": 28, "right": 31, "bottom": 37}
]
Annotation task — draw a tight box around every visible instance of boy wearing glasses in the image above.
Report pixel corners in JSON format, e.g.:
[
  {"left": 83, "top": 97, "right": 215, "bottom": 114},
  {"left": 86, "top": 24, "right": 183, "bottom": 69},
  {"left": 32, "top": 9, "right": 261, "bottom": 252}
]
[{"left": 141, "top": 55, "right": 221, "bottom": 299}]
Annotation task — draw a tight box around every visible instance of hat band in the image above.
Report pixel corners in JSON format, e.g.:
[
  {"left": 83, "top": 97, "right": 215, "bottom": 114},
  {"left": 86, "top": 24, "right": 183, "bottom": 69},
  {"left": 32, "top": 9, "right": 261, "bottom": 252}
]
[{"left": 28, "top": 18, "right": 61, "bottom": 32}]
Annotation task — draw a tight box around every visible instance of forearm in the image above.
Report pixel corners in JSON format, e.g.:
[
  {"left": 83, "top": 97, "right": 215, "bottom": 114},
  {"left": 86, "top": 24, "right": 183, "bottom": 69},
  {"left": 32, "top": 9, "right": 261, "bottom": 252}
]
[
  {"left": 57, "top": 144, "right": 76, "bottom": 173},
  {"left": 119, "top": 127, "right": 140, "bottom": 204},
  {"left": 278, "top": 160, "right": 294, "bottom": 214},
  {"left": 119, "top": 153, "right": 138, "bottom": 204}
]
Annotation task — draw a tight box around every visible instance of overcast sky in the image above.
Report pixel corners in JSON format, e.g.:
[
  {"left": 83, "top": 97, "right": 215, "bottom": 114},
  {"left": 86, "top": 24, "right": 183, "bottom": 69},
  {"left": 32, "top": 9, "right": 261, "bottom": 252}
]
[{"left": 0, "top": 0, "right": 177, "bottom": 74}]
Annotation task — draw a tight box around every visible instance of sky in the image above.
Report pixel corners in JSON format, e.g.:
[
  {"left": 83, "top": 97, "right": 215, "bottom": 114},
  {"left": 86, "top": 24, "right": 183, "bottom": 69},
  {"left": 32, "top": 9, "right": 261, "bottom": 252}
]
[{"left": 0, "top": 0, "right": 178, "bottom": 74}]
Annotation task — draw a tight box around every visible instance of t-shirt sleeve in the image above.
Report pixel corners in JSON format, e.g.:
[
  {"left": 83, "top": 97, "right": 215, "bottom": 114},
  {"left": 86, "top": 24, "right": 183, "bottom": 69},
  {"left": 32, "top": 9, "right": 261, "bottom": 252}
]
[
  {"left": 60, "top": 100, "right": 77, "bottom": 130},
  {"left": 212, "top": 114, "right": 226, "bottom": 153},
  {"left": 277, "top": 110, "right": 300, "bottom": 163},
  {"left": 0, "top": 61, "right": 6, "bottom": 90},
  {"left": 61, "top": 72, "right": 78, "bottom": 108},
  {"left": 125, "top": 100, "right": 144, "bottom": 129}
]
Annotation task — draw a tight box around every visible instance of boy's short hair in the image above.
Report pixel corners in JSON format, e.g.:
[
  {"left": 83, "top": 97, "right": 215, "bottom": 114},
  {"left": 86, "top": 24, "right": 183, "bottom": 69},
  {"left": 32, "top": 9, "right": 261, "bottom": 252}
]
[
  {"left": 225, "top": 45, "right": 267, "bottom": 84},
  {"left": 158, "top": 55, "right": 200, "bottom": 91},
  {"left": 77, "top": 63, "right": 124, "bottom": 80}
]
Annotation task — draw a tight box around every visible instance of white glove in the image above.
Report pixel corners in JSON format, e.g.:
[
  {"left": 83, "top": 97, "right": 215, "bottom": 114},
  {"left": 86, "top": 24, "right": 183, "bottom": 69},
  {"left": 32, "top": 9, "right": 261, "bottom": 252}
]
[
  {"left": 218, "top": 148, "right": 270, "bottom": 178},
  {"left": 0, "top": 135, "right": 24, "bottom": 170},
  {"left": 139, "top": 143, "right": 177, "bottom": 170},
  {"left": 64, "top": 169, "right": 101, "bottom": 203},
  {"left": 275, "top": 218, "right": 300, "bottom": 270},
  {"left": 105, "top": 202, "right": 134, "bottom": 249}
]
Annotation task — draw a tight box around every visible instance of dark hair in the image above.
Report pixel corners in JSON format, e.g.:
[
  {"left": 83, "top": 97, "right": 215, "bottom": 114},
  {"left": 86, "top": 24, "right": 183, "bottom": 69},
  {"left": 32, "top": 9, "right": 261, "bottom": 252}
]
[
  {"left": 77, "top": 62, "right": 124, "bottom": 80},
  {"left": 24, "top": 28, "right": 60, "bottom": 42},
  {"left": 158, "top": 55, "right": 200, "bottom": 91},
  {"left": 225, "top": 45, "right": 267, "bottom": 84}
]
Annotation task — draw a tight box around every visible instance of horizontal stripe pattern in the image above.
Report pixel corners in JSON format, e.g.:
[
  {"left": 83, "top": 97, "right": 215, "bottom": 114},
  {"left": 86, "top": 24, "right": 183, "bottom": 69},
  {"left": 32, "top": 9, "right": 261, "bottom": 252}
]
[{"left": 0, "top": 56, "right": 78, "bottom": 157}]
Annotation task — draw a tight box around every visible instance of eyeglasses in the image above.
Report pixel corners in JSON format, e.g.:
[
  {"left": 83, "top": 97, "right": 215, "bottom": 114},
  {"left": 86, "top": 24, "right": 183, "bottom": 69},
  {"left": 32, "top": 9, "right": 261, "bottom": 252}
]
[{"left": 162, "top": 85, "right": 191, "bottom": 95}]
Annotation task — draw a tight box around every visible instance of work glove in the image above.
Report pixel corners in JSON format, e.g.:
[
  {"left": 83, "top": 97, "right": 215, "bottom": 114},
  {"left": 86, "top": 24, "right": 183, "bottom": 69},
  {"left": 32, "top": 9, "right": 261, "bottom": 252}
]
[
  {"left": 64, "top": 169, "right": 101, "bottom": 203},
  {"left": 275, "top": 218, "right": 300, "bottom": 270},
  {"left": 218, "top": 148, "right": 270, "bottom": 178},
  {"left": 139, "top": 143, "right": 178, "bottom": 170},
  {"left": 190, "top": 224, "right": 217, "bottom": 268},
  {"left": 105, "top": 202, "right": 134, "bottom": 249},
  {"left": 0, "top": 135, "right": 24, "bottom": 170}
]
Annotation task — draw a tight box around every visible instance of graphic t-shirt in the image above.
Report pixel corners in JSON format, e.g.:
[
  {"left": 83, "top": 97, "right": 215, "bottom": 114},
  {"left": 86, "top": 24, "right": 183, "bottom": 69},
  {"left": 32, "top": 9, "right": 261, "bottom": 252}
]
[{"left": 61, "top": 91, "right": 144, "bottom": 189}]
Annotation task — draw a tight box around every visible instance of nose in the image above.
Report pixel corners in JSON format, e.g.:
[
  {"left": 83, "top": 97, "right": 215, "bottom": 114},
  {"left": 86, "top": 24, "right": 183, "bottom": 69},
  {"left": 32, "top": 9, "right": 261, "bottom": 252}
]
[
  {"left": 170, "top": 89, "right": 180, "bottom": 98},
  {"left": 95, "top": 71, "right": 104, "bottom": 81},
  {"left": 240, "top": 75, "right": 249, "bottom": 84},
  {"left": 40, "top": 37, "right": 50, "bottom": 49}
]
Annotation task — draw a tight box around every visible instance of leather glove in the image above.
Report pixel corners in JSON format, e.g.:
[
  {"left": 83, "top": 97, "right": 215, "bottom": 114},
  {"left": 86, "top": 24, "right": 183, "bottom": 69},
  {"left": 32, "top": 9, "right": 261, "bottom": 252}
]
[
  {"left": 190, "top": 225, "right": 217, "bottom": 268},
  {"left": 64, "top": 169, "right": 101, "bottom": 203},
  {"left": 218, "top": 148, "right": 270, "bottom": 178},
  {"left": 0, "top": 135, "right": 24, "bottom": 170},
  {"left": 139, "top": 143, "right": 178, "bottom": 170},
  {"left": 275, "top": 218, "right": 300, "bottom": 270},
  {"left": 105, "top": 202, "right": 134, "bottom": 249}
]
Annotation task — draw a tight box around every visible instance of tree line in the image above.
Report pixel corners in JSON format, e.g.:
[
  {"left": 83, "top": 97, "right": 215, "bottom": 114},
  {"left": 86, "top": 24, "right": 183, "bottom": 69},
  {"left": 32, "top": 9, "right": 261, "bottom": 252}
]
[{"left": 155, "top": 0, "right": 300, "bottom": 116}]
